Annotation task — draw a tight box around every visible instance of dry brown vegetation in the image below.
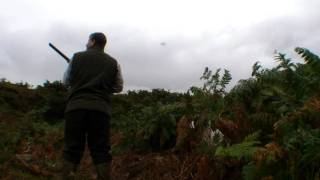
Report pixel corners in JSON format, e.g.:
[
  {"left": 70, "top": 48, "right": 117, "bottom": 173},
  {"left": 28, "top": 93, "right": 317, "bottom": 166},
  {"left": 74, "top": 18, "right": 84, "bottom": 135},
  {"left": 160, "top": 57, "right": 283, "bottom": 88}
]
[{"left": 1, "top": 48, "right": 320, "bottom": 179}]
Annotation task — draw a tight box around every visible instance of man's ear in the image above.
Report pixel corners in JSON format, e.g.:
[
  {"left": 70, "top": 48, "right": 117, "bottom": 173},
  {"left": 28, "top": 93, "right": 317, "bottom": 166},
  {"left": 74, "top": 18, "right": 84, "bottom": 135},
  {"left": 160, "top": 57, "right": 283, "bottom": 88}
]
[{"left": 92, "top": 39, "right": 96, "bottom": 46}]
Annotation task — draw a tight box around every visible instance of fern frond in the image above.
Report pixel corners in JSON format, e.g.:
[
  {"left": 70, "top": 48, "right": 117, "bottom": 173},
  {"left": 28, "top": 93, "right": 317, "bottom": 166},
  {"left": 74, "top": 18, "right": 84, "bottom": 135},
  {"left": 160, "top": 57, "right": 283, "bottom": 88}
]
[
  {"left": 244, "top": 131, "right": 261, "bottom": 142},
  {"left": 274, "top": 52, "right": 296, "bottom": 71},
  {"left": 252, "top": 61, "right": 262, "bottom": 77},
  {"left": 215, "top": 131, "right": 261, "bottom": 160},
  {"left": 301, "top": 131, "right": 320, "bottom": 167},
  {"left": 295, "top": 47, "right": 320, "bottom": 64}
]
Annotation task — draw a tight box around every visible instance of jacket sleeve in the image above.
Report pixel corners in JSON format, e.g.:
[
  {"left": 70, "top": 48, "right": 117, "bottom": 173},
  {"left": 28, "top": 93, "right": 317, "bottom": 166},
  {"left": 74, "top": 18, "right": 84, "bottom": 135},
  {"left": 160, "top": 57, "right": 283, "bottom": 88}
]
[
  {"left": 62, "top": 54, "right": 76, "bottom": 87},
  {"left": 112, "top": 63, "right": 124, "bottom": 93}
]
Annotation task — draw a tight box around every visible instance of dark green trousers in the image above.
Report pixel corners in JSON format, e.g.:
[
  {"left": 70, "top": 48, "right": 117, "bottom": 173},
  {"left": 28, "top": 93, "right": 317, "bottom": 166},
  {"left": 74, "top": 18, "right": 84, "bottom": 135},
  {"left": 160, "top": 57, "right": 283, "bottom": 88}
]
[{"left": 63, "top": 109, "right": 112, "bottom": 165}]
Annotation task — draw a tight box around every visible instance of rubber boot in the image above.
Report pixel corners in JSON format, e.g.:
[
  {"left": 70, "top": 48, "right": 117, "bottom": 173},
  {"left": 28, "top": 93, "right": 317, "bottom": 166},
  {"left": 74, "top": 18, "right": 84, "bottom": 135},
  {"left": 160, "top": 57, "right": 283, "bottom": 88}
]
[{"left": 95, "top": 163, "right": 111, "bottom": 180}]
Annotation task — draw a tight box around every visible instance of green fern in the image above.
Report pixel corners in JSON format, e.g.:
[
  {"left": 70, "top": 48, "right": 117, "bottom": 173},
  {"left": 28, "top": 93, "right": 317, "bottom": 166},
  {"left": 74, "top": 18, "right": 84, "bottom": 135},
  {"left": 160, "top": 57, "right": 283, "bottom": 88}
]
[
  {"left": 200, "top": 67, "right": 232, "bottom": 95},
  {"left": 300, "top": 130, "right": 320, "bottom": 168},
  {"left": 274, "top": 52, "right": 296, "bottom": 71},
  {"left": 242, "top": 162, "right": 257, "bottom": 180},
  {"left": 295, "top": 47, "right": 320, "bottom": 64},
  {"left": 252, "top": 61, "right": 263, "bottom": 77},
  {"left": 215, "top": 131, "right": 261, "bottom": 160}
]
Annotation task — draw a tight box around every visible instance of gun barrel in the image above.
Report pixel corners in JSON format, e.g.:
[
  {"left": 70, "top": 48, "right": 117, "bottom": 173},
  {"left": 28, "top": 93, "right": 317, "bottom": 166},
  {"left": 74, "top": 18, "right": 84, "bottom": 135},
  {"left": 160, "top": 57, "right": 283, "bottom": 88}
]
[{"left": 49, "top": 43, "right": 70, "bottom": 63}]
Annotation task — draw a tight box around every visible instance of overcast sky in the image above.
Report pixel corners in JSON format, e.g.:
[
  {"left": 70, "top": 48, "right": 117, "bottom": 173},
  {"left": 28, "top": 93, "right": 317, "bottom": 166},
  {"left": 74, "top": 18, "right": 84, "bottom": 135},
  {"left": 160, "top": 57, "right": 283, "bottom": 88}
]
[{"left": 0, "top": 0, "right": 319, "bottom": 92}]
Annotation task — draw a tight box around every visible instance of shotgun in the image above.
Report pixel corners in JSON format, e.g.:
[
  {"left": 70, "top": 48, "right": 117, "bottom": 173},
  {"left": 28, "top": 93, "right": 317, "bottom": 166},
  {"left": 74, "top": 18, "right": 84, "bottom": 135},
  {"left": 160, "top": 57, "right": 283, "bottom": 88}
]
[{"left": 49, "top": 43, "right": 70, "bottom": 63}]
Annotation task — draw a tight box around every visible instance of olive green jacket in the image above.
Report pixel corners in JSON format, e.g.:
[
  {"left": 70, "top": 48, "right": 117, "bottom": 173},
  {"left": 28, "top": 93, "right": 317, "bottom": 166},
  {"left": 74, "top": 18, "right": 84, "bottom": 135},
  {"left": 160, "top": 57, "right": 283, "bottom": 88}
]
[{"left": 63, "top": 46, "right": 123, "bottom": 114}]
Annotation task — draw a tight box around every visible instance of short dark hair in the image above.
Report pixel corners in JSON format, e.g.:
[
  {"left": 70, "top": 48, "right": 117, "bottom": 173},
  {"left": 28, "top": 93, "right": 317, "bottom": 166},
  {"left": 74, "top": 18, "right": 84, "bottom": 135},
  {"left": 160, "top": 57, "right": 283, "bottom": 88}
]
[{"left": 90, "top": 32, "right": 107, "bottom": 49}]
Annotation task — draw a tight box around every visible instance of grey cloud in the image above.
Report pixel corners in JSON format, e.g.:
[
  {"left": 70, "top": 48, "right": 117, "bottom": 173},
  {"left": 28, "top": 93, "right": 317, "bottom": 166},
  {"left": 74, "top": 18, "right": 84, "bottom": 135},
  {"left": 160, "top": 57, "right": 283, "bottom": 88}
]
[{"left": 1, "top": 3, "right": 320, "bottom": 91}]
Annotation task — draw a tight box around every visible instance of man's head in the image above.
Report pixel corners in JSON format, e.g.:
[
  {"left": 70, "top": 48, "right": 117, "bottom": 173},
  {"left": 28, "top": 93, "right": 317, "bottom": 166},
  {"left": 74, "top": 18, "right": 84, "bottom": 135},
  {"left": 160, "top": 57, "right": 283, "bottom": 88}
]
[{"left": 86, "top": 32, "right": 107, "bottom": 50}]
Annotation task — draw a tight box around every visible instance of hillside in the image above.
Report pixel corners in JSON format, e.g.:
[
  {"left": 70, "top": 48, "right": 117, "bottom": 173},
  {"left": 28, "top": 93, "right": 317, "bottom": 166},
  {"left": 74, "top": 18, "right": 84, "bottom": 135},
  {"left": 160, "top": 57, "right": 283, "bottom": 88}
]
[{"left": 0, "top": 47, "right": 319, "bottom": 180}]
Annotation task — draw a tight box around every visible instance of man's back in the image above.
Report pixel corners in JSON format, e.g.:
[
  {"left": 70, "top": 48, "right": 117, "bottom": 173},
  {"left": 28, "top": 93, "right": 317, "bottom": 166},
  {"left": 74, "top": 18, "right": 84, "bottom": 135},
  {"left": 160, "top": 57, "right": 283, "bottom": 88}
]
[{"left": 65, "top": 47, "right": 119, "bottom": 114}]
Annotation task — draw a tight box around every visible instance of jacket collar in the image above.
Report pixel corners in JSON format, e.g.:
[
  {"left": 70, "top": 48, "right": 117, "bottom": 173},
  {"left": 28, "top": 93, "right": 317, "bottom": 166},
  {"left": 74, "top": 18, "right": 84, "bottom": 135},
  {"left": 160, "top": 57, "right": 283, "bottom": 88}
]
[{"left": 87, "top": 46, "right": 104, "bottom": 52}]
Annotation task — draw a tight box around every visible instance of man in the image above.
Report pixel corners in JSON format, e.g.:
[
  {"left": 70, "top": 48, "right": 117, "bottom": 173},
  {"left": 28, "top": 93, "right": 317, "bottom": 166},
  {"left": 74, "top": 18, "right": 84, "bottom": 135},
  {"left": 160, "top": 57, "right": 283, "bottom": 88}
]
[{"left": 60, "top": 32, "right": 123, "bottom": 180}]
